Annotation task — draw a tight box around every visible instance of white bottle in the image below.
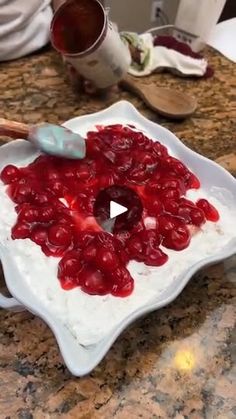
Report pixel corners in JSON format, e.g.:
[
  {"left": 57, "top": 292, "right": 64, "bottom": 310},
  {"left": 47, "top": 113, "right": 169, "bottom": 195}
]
[{"left": 173, "top": 0, "right": 227, "bottom": 51}]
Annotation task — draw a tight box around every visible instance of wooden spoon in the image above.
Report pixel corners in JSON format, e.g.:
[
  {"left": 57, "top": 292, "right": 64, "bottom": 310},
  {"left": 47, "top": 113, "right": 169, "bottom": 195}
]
[{"left": 120, "top": 74, "right": 197, "bottom": 119}]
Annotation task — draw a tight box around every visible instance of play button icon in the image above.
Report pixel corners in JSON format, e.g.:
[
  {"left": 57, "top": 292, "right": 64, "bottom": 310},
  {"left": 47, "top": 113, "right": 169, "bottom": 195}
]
[
  {"left": 110, "top": 201, "right": 128, "bottom": 219},
  {"left": 94, "top": 185, "right": 143, "bottom": 233}
]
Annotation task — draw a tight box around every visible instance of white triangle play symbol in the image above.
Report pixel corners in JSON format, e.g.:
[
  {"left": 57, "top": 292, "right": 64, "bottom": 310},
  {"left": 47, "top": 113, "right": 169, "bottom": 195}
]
[{"left": 110, "top": 201, "right": 128, "bottom": 219}]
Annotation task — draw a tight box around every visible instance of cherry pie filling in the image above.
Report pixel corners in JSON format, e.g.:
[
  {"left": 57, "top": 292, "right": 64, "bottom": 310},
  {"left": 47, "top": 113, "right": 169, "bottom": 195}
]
[{"left": 0, "top": 125, "right": 219, "bottom": 297}]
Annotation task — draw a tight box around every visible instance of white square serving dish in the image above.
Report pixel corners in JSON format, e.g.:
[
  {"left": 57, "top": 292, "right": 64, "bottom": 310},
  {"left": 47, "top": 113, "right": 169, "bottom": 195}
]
[{"left": 0, "top": 101, "right": 236, "bottom": 376}]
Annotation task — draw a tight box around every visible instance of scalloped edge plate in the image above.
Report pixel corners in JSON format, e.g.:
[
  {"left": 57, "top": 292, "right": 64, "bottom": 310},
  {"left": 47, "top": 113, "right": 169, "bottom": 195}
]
[{"left": 0, "top": 101, "right": 236, "bottom": 376}]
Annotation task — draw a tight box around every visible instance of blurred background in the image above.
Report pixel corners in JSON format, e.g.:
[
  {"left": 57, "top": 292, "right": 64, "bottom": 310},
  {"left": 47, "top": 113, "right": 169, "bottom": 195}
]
[{"left": 102, "top": 0, "right": 236, "bottom": 33}]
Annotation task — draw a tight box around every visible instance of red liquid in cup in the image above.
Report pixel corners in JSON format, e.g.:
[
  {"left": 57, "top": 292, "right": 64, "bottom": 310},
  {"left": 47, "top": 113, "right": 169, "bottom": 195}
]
[{"left": 52, "top": 0, "right": 105, "bottom": 55}]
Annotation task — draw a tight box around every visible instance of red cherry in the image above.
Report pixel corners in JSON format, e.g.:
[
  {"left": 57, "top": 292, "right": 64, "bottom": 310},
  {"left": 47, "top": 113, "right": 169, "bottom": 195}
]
[
  {"left": 56, "top": 213, "right": 74, "bottom": 226},
  {"left": 190, "top": 208, "right": 206, "bottom": 226},
  {"left": 1, "top": 165, "right": 21, "bottom": 184},
  {"left": 96, "top": 232, "right": 117, "bottom": 251},
  {"left": 163, "top": 199, "right": 179, "bottom": 215},
  {"left": 76, "top": 163, "right": 91, "bottom": 180},
  {"left": 63, "top": 167, "right": 76, "bottom": 180},
  {"left": 145, "top": 197, "right": 163, "bottom": 216},
  {"left": 172, "top": 161, "right": 188, "bottom": 176},
  {"left": 111, "top": 267, "right": 134, "bottom": 297},
  {"left": 196, "top": 199, "right": 219, "bottom": 222},
  {"left": 18, "top": 206, "right": 39, "bottom": 223},
  {"left": 111, "top": 266, "right": 130, "bottom": 283},
  {"left": 131, "top": 220, "right": 145, "bottom": 234},
  {"left": 42, "top": 243, "right": 66, "bottom": 257},
  {"left": 129, "top": 166, "right": 149, "bottom": 183},
  {"left": 96, "top": 248, "right": 119, "bottom": 272},
  {"left": 160, "top": 188, "right": 180, "bottom": 201},
  {"left": 33, "top": 193, "right": 49, "bottom": 205},
  {"left": 48, "top": 224, "right": 72, "bottom": 247},
  {"left": 15, "top": 202, "right": 30, "bottom": 214},
  {"left": 86, "top": 137, "right": 103, "bottom": 156},
  {"left": 82, "top": 244, "right": 97, "bottom": 262},
  {"left": 31, "top": 226, "right": 48, "bottom": 245},
  {"left": 141, "top": 229, "right": 162, "bottom": 247},
  {"left": 80, "top": 267, "right": 109, "bottom": 296},
  {"left": 178, "top": 198, "right": 195, "bottom": 207},
  {"left": 184, "top": 173, "right": 201, "bottom": 189},
  {"left": 75, "top": 192, "right": 95, "bottom": 215},
  {"left": 98, "top": 173, "right": 114, "bottom": 188},
  {"left": 38, "top": 206, "right": 55, "bottom": 223},
  {"left": 152, "top": 142, "right": 168, "bottom": 158},
  {"left": 58, "top": 251, "right": 82, "bottom": 277},
  {"left": 116, "top": 155, "right": 133, "bottom": 172},
  {"left": 103, "top": 150, "right": 116, "bottom": 165},
  {"left": 65, "top": 180, "right": 82, "bottom": 195},
  {"left": 191, "top": 174, "right": 201, "bottom": 189},
  {"left": 136, "top": 132, "right": 150, "bottom": 147},
  {"left": 17, "top": 177, "right": 27, "bottom": 185},
  {"left": 11, "top": 184, "right": 34, "bottom": 204},
  {"left": 127, "top": 235, "right": 143, "bottom": 259},
  {"left": 75, "top": 231, "right": 95, "bottom": 248},
  {"left": 46, "top": 168, "right": 61, "bottom": 182},
  {"left": 119, "top": 249, "right": 130, "bottom": 265},
  {"left": 163, "top": 225, "right": 190, "bottom": 251},
  {"left": 137, "top": 151, "right": 156, "bottom": 168},
  {"left": 160, "top": 177, "right": 186, "bottom": 195},
  {"left": 145, "top": 180, "right": 161, "bottom": 195},
  {"left": 60, "top": 276, "right": 80, "bottom": 290},
  {"left": 48, "top": 181, "right": 66, "bottom": 196},
  {"left": 110, "top": 135, "right": 134, "bottom": 151},
  {"left": 177, "top": 206, "right": 192, "bottom": 223},
  {"left": 145, "top": 247, "right": 168, "bottom": 266},
  {"left": 166, "top": 157, "right": 188, "bottom": 176},
  {"left": 158, "top": 214, "right": 179, "bottom": 236},
  {"left": 115, "top": 231, "right": 131, "bottom": 246},
  {"left": 111, "top": 279, "right": 134, "bottom": 297},
  {"left": 11, "top": 222, "right": 31, "bottom": 239}
]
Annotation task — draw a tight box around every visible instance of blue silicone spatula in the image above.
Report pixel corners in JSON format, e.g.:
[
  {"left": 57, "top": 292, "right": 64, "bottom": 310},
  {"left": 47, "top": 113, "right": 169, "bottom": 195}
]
[{"left": 0, "top": 118, "right": 86, "bottom": 159}]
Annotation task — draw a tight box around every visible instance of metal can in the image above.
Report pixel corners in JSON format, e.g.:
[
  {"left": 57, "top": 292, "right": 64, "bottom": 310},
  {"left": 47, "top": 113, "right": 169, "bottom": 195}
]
[{"left": 51, "top": 0, "right": 131, "bottom": 89}]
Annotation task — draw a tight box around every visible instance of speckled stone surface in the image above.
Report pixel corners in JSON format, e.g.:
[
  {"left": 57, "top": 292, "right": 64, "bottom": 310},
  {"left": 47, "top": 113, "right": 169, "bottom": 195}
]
[{"left": 0, "top": 47, "right": 235, "bottom": 419}]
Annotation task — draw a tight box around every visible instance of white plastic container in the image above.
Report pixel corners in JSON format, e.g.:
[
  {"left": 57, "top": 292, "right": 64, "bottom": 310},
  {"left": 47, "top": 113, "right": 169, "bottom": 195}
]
[
  {"left": 51, "top": 0, "right": 131, "bottom": 88},
  {"left": 174, "top": 0, "right": 227, "bottom": 51}
]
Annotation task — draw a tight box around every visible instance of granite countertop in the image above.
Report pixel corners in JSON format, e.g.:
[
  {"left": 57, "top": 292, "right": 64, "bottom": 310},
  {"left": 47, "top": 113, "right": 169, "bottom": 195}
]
[{"left": 0, "top": 47, "right": 235, "bottom": 419}]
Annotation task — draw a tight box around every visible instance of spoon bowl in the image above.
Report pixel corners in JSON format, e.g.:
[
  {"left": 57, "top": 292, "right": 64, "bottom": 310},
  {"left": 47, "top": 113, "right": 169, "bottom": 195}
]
[{"left": 120, "top": 74, "right": 197, "bottom": 119}]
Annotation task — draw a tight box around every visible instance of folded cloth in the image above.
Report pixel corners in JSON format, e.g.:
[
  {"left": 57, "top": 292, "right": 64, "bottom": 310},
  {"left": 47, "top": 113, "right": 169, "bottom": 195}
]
[
  {"left": 121, "top": 32, "right": 213, "bottom": 78},
  {"left": 0, "top": 0, "right": 52, "bottom": 61}
]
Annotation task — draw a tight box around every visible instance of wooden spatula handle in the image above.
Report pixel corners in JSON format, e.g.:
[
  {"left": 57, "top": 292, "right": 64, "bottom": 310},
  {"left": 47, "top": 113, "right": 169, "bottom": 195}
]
[{"left": 0, "top": 118, "right": 29, "bottom": 140}]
